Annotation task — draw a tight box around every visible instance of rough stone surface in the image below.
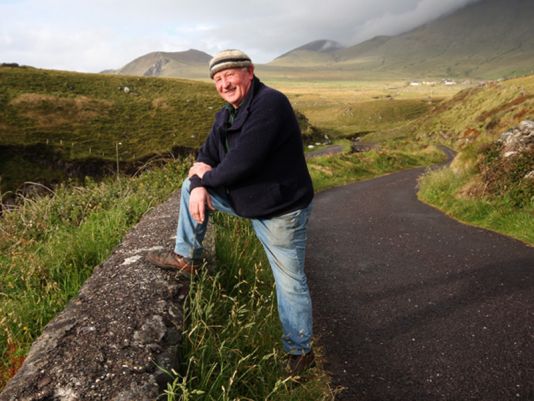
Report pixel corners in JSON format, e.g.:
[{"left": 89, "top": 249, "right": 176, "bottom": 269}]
[
  {"left": 498, "top": 119, "right": 534, "bottom": 154},
  {"left": 0, "top": 190, "right": 212, "bottom": 401}
]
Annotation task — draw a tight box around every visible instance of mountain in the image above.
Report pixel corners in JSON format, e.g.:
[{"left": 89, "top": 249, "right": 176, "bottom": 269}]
[
  {"left": 114, "top": 0, "right": 534, "bottom": 80},
  {"left": 116, "top": 49, "right": 212, "bottom": 78},
  {"left": 333, "top": 0, "right": 534, "bottom": 78},
  {"left": 269, "top": 0, "right": 534, "bottom": 79},
  {"left": 271, "top": 40, "right": 344, "bottom": 66}
]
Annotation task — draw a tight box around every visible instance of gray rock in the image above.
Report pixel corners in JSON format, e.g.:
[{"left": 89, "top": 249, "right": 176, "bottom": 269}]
[
  {"left": 499, "top": 121, "right": 534, "bottom": 154},
  {"left": 519, "top": 120, "right": 534, "bottom": 132}
]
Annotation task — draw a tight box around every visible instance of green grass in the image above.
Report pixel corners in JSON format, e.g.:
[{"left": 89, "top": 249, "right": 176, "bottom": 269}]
[
  {"left": 410, "top": 74, "right": 534, "bottom": 247},
  {"left": 418, "top": 166, "right": 534, "bottom": 247},
  {"left": 308, "top": 145, "right": 445, "bottom": 191},
  {"left": 0, "top": 66, "right": 222, "bottom": 161},
  {"left": 412, "top": 75, "right": 534, "bottom": 147},
  {"left": 164, "top": 215, "right": 334, "bottom": 400},
  {"left": 271, "top": 79, "right": 464, "bottom": 138}
]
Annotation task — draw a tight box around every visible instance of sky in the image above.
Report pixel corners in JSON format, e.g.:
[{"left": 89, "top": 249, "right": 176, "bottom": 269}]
[{"left": 0, "top": 0, "right": 478, "bottom": 73}]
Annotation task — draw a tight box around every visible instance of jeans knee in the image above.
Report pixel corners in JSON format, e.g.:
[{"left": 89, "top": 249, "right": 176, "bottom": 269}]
[{"left": 276, "top": 270, "right": 309, "bottom": 295}]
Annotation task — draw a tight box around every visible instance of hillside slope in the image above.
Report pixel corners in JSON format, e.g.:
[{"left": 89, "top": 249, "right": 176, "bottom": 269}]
[
  {"left": 0, "top": 65, "right": 222, "bottom": 194},
  {"left": 415, "top": 73, "right": 533, "bottom": 245},
  {"left": 270, "top": 40, "right": 344, "bottom": 66},
  {"left": 270, "top": 0, "right": 534, "bottom": 79},
  {"left": 413, "top": 74, "right": 534, "bottom": 144},
  {"left": 116, "top": 49, "right": 211, "bottom": 78},
  {"left": 339, "top": 0, "right": 534, "bottom": 78},
  {"left": 0, "top": 66, "right": 220, "bottom": 159}
]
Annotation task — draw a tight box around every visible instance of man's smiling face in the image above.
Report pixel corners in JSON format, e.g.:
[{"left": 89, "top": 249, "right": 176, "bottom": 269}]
[{"left": 213, "top": 66, "right": 254, "bottom": 108}]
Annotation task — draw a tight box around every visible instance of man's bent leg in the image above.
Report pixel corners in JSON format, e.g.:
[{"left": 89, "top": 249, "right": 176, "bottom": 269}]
[
  {"left": 251, "top": 205, "right": 313, "bottom": 355},
  {"left": 174, "top": 178, "right": 236, "bottom": 259}
]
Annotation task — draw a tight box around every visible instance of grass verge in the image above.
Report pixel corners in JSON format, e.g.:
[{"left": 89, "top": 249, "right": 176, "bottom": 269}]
[
  {"left": 308, "top": 144, "right": 445, "bottom": 191},
  {"left": 417, "top": 166, "right": 534, "bottom": 246}
]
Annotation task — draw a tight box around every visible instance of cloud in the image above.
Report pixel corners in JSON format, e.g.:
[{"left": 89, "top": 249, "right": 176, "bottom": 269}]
[
  {"left": 352, "top": 0, "right": 480, "bottom": 44},
  {"left": 0, "top": 0, "right": 479, "bottom": 72}
]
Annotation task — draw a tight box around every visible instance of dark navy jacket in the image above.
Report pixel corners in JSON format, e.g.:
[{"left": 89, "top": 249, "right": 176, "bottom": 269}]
[{"left": 190, "top": 76, "right": 314, "bottom": 218}]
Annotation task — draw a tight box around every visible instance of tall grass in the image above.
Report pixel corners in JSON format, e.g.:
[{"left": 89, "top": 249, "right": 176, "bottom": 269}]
[{"left": 164, "top": 215, "right": 333, "bottom": 400}]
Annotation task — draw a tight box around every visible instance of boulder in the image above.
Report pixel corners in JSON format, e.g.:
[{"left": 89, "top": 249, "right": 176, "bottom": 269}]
[{"left": 498, "top": 120, "right": 534, "bottom": 154}]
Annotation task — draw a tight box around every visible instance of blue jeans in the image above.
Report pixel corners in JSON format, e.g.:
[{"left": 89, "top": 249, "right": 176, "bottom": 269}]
[{"left": 175, "top": 178, "right": 313, "bottom": 355}]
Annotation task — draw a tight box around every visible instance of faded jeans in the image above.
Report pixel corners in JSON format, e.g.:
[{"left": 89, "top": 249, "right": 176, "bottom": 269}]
[{"left": 175, "top": 178, "right": 313, "bottom": 355}]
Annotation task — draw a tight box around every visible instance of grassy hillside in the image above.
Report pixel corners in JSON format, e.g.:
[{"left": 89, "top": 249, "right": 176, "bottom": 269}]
[
  {"left": 116, "top": 49, "right": 211, "bottom": 78},
  {"left": 269, "top": 0, "right": 534, "bottom": 80},
  {"left": 413, "top": 74, "right": 534, "bottom": 245},
  {"left": 0, "top": 66, "right": 222, "bottom": 195},
  {"left": 0, "top": 65, "right": 221, "bottom": 159},
  {"left": 272, "top": 79, "right": 467, "bottom": 138},
  {"left": 413, "top": 75, "right": 534, "bottom": 145}
]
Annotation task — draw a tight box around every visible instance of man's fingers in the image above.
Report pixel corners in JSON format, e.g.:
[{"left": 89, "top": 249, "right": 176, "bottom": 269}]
[
  {"left": 198, "top": 202, "right": 205, "bottom": 223},
  {"left": 189, "top": 187, "right": 213, "bottom": 223}
]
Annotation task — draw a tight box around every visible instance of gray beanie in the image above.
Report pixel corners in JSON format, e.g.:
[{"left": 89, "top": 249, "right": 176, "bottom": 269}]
[{"left": 209, "top": 49, "right": 252, "bottom": 79}]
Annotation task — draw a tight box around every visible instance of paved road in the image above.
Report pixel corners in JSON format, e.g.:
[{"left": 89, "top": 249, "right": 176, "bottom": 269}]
[{"left": 306, "top": 167, "right": 534, "bottom": 401}]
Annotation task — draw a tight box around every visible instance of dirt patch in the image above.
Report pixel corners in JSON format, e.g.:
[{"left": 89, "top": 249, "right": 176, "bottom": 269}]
[
  {"left": 476, "top": 94, "right": 534, "bottom": 123},
  {"left": 9, "top": 93, "right": 112, "bottom": 128},
  {"left": 151, "top": 97, "right": 170, "bottom": 110}
]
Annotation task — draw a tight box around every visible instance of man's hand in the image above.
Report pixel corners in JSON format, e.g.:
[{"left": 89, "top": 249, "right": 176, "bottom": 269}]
[
  {"left": 189, "top": 187, "right": 215, "bottom": 224},
  {"left": 188, "top": 162, "right": 212, "bottom": 179}
]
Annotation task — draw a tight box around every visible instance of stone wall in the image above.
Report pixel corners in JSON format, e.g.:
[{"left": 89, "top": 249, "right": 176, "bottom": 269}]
[{"left": 0, "top": 190, "right": 206, "bottom": 401}]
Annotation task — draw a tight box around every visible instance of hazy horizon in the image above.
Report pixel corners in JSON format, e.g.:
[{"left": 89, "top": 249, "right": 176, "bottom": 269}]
[{"left": 0, "top": 0, "right": 479, "bottom": 73}]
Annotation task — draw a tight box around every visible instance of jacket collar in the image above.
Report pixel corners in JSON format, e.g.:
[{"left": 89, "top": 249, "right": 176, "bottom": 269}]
[{"left": 223, "top": 76, "right": 261, "bottom": 131}]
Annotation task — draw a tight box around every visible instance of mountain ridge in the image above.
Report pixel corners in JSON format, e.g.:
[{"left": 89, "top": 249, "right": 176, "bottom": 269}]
[
  {"left": 113, "top": 0, "right": 534, "bottom": 80},
  {"left": 114, "top": 49, "right": 211, "bottom": 78},
  {"left": 271, "top": 0, "right": 534, "bottom": 79}
]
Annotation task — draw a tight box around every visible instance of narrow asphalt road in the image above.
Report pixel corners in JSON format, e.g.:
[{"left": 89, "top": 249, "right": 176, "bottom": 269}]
[{"left": 306, "top": 167, "right": 534, "bottom": 401}]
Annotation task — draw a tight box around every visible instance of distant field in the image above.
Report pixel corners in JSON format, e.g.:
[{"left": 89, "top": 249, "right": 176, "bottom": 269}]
[{"left": 268, "top": 79, "right": 468, "bottom": 136}]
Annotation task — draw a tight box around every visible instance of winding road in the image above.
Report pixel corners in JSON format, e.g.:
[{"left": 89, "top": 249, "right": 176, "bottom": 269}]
[{"left": 306, "top": 166, "right": 534, "bottom": 401}]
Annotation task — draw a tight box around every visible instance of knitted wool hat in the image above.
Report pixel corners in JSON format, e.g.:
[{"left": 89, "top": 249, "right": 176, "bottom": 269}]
[{"left": 209, "top": 49, "right": 252, "bottom": 79}]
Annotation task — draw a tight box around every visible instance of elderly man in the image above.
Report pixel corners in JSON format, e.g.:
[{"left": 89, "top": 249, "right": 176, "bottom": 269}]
[{"left": 146, "top": 49, "right": 315, "bottom": 375}]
